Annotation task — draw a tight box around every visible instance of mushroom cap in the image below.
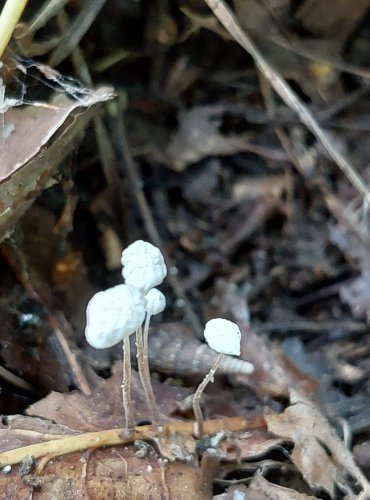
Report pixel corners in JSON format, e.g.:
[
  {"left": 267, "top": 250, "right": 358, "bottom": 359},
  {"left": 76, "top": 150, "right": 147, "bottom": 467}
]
[
  {"left": 203, "top": 318, "right": 241, "bottom": 356},
  {"left": 85, "top": 284, "right": 146, "bottom": 349},
  {"left": 145, "top": 288, "right": 166, "bottom": 316},
  {"left": 121, "top": 240, "right": 167, "bottom": 293}
]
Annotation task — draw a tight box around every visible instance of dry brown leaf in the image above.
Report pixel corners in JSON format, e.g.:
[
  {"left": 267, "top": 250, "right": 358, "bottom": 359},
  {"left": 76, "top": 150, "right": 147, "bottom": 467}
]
[
  {"left": 217, "top": 429, "right": 285, "bottom": 461},
  {"left": 291, "top": 434, "right": 337, "bottom": 496},
  {"left": 265, "top": 390, "right": 370, "bottom": 498},
  {"left": 0, "top": 415, "right": 77, "bottom": 454},
  {"left": 0, "top": 446, "right": 206, "bottom": 499},
  {"left": 0, "top": 86, "right": 114, "bottom": 242},
  {"left": 26, "top": 362, "right": 189, "bottom": 432}
]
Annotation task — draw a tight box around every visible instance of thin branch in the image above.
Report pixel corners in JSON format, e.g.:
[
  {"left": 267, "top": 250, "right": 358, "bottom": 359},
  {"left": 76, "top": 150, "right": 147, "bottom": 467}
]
[
  {"left": 0, "top": 415, "right": 266, "bottom": 467},
  {"left": 0, "top": 0, "right": 29, "bottom": 59}
]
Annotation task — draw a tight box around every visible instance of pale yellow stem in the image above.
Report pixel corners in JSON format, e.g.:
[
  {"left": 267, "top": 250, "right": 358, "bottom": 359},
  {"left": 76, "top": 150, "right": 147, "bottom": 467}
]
[
  {"left": 136, "top": 320, "right": 161, "bottom": 423},
  {"left": 122, "top": 336, "right": 135, "bottom": 435},
  {"left": 0, "top": 0, "right": 29, "bottom": 59}
]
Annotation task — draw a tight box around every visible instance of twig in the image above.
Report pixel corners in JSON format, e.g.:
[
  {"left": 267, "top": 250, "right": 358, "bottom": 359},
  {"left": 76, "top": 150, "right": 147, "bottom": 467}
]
[
  {"left": 47, "top": 311, "right": 92, "bottom": 395},
  {"left": 49, "top": 0, "right": 107, "bottom": 66},
  {"left": 28, "top": 0, "right": 68, "bottom": 34},
  {"left": 0, "top": 415, "right": 266, "bottom": 467},
  {"left": 202, "top": 0, "right": 370, "bottom": 206},
  {"left": 0, "top": 0, "right": 29, "bottom": 59},
  {"left": 0, "top": 365, "right": 35, "bottom": 394}
]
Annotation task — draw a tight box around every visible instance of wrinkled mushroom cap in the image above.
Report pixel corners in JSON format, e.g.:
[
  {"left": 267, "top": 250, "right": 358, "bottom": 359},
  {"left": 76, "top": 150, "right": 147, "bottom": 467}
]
[
  {"left": 121, "top": 240, "right": 167, "bottom": 293},
  {"left": 85, "top": 284, "right": 146, "bottom": 349},
  {"left": 145, "top": 288, "right": 166, "bottom": 316},
  {"left": 203, "top": 318, "right": 241, "bottom": 356}
]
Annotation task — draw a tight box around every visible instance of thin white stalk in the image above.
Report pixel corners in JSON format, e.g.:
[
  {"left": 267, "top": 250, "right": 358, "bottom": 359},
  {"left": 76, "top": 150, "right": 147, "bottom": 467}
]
[
  {"left": 136, "top": 317, "right": 161, "bottom": 423},
  {"left": 143, "top": 313, "right": 151, "bottom": 355},
  {"left": 193, "top": 354, "right": 223, "bottom": 437},
  {"left": 122, "top": 336, "right": 134, "bottom": 435}
]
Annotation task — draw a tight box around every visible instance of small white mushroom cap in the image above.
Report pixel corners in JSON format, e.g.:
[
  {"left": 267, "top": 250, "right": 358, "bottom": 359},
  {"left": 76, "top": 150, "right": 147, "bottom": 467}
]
[
  {"left": 121, "top": 240, "right": 167, "bottom": 293},
  {"left": 203, "top": 318, "right": 241, "bottom": 356},
  {"left": 85, "top": 284, "right": 146, "bottom": 349},
  {"left": 145, "top": 288, "right": 166, "bottom": 316}
]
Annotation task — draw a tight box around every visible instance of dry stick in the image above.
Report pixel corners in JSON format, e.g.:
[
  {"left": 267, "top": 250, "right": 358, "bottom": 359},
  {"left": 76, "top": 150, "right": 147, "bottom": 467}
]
[
  {"left": 193, "top": 355, "right": 222, "bottom": 437},
  {"left": 48, "top": 312, "right": 92, "bottom": 395},
  {"left": 0, "top": 0, "right": 29, "bottom": 59},
  {"left": 0, "top": 415, "right": 265, "bottom": 467},
  {"left": 122, "top": 336, "right": 135, "bottom": 435},
  {"left": 202, "top": 0, "right": 370, "bottom": 206},
  {"left": 135, "top": 323, "right": 161, "bottom": 423},
  {"left": 49, "top": 0, "right": 107, "bottom": 66},
  {"left": 110, "top": 99, "right": 203, "bottom": 337},
  {"left": 0, "top": 365, "right": 35, "bottom": 393},
  {"left": 28, "top": 0, "right": 69, "bottom": 33}
]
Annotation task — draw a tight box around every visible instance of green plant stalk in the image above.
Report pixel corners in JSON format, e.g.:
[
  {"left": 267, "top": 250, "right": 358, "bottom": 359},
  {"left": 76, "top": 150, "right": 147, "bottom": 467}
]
[{"left": 0, "top": 0, "right": 29, "bottom": 59}]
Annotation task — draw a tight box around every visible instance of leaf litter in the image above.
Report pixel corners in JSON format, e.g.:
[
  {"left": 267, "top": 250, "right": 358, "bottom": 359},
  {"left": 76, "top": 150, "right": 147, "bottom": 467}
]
[{"left": 1, "top": 0, "right": 370, "bottom": 498}]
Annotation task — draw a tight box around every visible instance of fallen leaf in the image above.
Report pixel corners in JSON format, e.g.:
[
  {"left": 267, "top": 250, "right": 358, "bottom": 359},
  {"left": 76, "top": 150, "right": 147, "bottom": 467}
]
[
  {"left": 0, "top": 86, "right": 114, "bottom": 242},
  {"left": 265, "top": 390, "right": 370, "bottom": 498},
  {"left": 0, "top": 446, "right": 206, "bottom": 499},
  {"left": 26, "top": 361, "right": 189, "bottom": 432},
  {"left": 217, "top": 430, "right": 285, "bottom": 461}
]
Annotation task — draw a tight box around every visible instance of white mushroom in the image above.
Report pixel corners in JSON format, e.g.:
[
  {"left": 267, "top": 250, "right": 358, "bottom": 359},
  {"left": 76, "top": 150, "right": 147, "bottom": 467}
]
[
  {"left": 85, "top": 284, "right": 147, "bottom": 435},
  {"left": 145, "top": 288, "right": 166, "bottom": 316},
  {"left": 193, "top": 318, "right": 253, "bottom": 437},
  {"left": 203, "top": 318, "right": 241, "bottom": 356},
  {"left": 121, "top": 240, "right": 167, "bottom": 294},
  {"left": 85, "top": 284, "right": 146, "bottom": 349}
]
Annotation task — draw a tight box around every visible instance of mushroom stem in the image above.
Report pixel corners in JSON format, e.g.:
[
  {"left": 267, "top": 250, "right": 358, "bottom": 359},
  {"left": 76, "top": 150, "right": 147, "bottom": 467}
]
[
  {"left": 193, "top": 354, "right": 223, "bottom": 437},
  {"left": 136, "top": 318, "right": 161, "bottom": 423},
  {"left": 122, "top": 336, "right": 135, "bottom": 435},
  {"left": 143, "top": 313, "right": 151, "bottom": 356}
]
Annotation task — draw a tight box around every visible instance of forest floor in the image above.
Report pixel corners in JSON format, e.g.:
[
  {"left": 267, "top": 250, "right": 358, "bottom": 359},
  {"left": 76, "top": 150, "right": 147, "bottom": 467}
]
[{"left": 1, "top": 0, "right": 370, "bottom": 498}]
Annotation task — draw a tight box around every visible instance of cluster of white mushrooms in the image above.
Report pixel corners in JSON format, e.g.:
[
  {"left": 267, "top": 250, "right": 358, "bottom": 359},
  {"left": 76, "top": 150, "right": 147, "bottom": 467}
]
[
  {"left": 85, "top": 240, "right": 167, "bottom": 434},
  {"left": 85, "top": 240, "right": 254, "bottom": 437}
]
